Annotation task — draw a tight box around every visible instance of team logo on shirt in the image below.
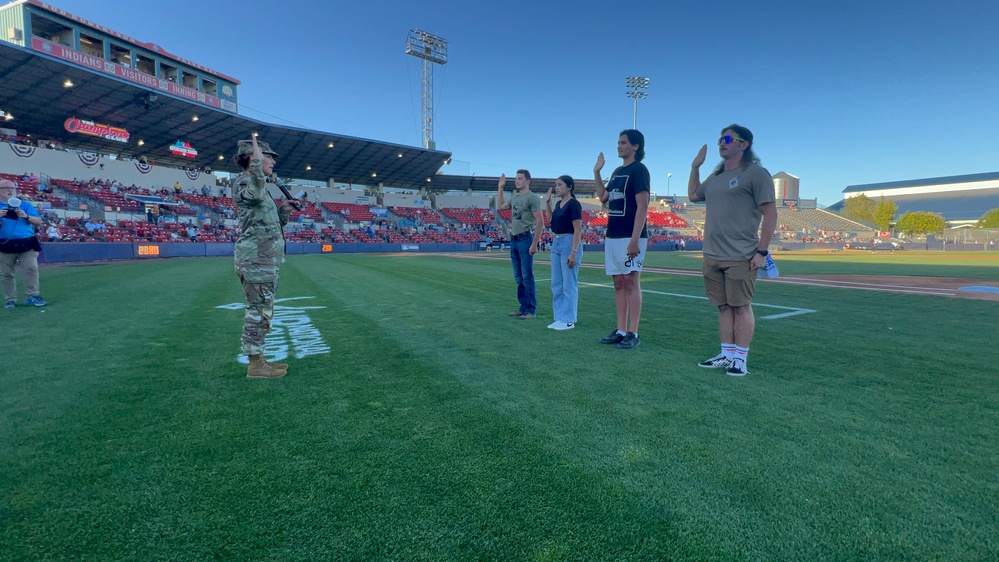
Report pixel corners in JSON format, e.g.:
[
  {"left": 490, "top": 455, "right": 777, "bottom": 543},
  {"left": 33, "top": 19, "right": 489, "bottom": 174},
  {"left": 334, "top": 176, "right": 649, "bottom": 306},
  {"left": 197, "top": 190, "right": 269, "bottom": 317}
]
[
  {"left": 607, "top": 174, "right": 630, "bottom": 217},
  {"left": 728, "top": 176, "right": 740, "bottom": 189}
]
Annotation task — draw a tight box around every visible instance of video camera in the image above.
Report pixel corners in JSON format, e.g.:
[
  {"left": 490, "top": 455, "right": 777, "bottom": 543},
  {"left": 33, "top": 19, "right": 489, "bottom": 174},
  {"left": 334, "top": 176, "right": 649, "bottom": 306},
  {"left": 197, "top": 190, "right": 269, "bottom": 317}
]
[{"left": 3, "top": 197, "right": 20, "bottom": 220}]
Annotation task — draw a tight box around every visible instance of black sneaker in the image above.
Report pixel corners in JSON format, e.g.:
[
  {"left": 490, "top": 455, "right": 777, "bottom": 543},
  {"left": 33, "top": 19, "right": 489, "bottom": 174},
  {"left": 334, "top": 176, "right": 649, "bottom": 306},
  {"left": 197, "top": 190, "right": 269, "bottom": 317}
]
[
  {"left": 726, "top": 358, "right": 749, "bottom": 377},
  {"left": 616, "top": 332, "right": 640, "bottom": 349},
  {"left": 698, "top": 354, "right": 731, "bottom": 369},
  {"left": 599, "top": 330, "right": 625, "bottom": 344}
]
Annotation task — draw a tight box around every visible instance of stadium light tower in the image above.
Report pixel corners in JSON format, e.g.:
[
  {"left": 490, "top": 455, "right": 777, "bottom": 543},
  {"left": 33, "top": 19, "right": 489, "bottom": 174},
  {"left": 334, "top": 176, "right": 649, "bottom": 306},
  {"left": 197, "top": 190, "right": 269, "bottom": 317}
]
[
  {"left": 405, "top": 29, "right": 448, "bottom": 150},
  {"left": 625, "top": 76, "right": 650, "bottom": 129}
]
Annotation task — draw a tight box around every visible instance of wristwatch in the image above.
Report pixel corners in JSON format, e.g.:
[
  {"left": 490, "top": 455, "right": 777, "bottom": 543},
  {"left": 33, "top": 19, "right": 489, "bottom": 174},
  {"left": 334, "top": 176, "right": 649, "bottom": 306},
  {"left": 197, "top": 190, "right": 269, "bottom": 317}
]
[{"left": 756, "top": 249, "right": 769, "bottom": 257}]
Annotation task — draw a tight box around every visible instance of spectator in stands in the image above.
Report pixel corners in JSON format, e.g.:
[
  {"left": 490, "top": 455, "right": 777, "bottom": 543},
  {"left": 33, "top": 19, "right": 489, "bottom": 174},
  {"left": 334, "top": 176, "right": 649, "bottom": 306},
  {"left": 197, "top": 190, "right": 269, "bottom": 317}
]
[
  {"left": 544, "top": 175, "right": 583, "bottom": 331},
  {"left": 173, "top": 181, "right": 182, "bottom": 195},
  {"left": 45, "top": 223, "right": 62, "bottom": 242},
  {"left": 201, "top": 184, "right": 211, "bottom": 196},
  {"left": 593, "top": 130, "right": 651, "bottom": 350},
  {"left": 496, "top": 170, "right": 543, "bottom": 320},
  {"left": 232, "top": 136, "right": 294, "bottom": 379},
  {"left": 0, "top": 180, "right": 47, "bottom": 309},
  {"left": 688, "top": 124, "right": 777, "bottom": 376}
]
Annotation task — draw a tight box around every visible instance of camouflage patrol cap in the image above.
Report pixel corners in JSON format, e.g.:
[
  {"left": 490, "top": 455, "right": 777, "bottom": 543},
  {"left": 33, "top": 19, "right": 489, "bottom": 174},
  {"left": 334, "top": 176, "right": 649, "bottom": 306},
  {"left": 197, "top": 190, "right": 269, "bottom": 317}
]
[{"left": 236, "top": 139, "right": 279, "bottom": 157}]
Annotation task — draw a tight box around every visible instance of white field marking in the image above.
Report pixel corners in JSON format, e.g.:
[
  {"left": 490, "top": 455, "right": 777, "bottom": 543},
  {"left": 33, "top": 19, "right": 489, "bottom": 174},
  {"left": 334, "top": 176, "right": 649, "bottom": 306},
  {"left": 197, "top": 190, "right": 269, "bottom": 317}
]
[
  {"left": 439, "top": 253, "right": 816, "bottom": 319},
  {"left": 770, "top": 276, "right": 956, "bottom": 297},
  {"left": 578, "top": 281, "right": 817, "bottom": 320},
  {"left": 443, "top": 254, "right": 962, "bottom": 298},
  {"left": 217, "top": 296, "right": 331, "bottom": 363}
]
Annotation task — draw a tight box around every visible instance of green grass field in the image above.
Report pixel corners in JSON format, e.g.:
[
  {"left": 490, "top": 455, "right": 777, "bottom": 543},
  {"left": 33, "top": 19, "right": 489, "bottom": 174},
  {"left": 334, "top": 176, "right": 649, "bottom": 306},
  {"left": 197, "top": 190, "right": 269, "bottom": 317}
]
[{"left": 2, "top": 250, "right": 997, "bottom": 560}]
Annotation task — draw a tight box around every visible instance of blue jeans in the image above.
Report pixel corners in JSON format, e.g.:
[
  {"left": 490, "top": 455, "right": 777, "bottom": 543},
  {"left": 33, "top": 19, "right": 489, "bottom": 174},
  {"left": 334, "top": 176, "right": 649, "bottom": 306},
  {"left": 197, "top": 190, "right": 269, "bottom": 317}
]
[
  {"left": 510, "top": 235, "right": 536, "bottom": 314},
  {"left": 550, "top": 234, "right": 581, "bottom": 323}
]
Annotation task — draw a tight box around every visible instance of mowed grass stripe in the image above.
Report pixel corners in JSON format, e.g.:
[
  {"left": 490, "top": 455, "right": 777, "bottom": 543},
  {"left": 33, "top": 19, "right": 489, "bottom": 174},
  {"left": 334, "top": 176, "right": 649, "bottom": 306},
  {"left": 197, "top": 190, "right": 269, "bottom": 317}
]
[
  {"left": 1, "top": 253, "right": 997, "bottom": 559},
  {"left": 284, "top": 254, "right": 999, "bottom": 556},
  {"left": 4, "top": 256, "right": 729, "bottom": 559}
]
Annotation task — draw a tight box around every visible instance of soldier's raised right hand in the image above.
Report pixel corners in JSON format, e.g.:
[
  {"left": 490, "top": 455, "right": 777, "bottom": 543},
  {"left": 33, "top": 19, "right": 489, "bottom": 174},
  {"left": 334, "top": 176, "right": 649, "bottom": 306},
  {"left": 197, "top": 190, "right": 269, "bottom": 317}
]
[{"left": 251, "top": 135, "right": 263, "bottom": 161}]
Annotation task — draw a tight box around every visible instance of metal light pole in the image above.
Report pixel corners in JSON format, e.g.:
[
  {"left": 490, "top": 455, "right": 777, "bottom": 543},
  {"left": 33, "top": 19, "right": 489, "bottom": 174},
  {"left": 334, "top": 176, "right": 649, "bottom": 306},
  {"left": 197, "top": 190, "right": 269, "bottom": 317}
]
[
  {"left": 406, "top": 30, "right": 448, "bottom": 150},
  {"left": 667, "top": 172, "right": 672, "bottom": 197},
  {"left": 625, "top": 76, "right": 649, "bottom": 129}
]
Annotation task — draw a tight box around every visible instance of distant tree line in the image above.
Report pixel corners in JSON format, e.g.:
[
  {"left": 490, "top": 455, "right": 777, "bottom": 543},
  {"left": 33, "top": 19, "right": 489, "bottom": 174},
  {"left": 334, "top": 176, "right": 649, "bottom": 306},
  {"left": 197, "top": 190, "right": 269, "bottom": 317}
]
[{"left": 841, "top": 194, "right": 999, "bottom": 235}]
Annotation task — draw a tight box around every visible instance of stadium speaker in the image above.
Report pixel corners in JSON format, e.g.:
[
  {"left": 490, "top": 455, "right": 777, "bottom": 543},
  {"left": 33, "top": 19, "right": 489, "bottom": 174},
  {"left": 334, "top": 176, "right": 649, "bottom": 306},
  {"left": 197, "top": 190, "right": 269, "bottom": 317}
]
[{"left": 134, "top": 93, "right": 158, "bottom": 111}]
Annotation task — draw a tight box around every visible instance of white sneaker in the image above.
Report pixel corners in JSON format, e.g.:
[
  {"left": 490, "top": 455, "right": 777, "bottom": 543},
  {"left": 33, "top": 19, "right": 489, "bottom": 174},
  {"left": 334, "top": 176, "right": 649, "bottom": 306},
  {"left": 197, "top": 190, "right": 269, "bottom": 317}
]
[
  {"left": 547, "top": 321, "right": 561, "bottom": 329},
  {"left": 552, "top": 322, "right": 574, "bottom": 331}
]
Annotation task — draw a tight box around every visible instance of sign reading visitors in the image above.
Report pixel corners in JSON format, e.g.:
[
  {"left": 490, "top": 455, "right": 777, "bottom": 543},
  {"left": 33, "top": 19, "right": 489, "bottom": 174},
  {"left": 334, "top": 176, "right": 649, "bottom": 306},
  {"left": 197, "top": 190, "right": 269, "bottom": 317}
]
[{"left": 32, "top": 36, "right": 237, "bottom": 113}]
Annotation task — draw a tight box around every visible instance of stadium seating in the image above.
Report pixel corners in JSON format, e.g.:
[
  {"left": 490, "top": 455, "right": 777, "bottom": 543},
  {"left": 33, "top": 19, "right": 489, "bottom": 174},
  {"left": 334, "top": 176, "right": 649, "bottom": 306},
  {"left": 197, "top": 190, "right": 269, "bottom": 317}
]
[
  {"left": 441, "top": 207, "right": 495, "bottom": 225},
  {"left": 323, "top": 202, "right": 376, "bottom": 222},
  {"left": 391, "top": 206, "right": 442, "bottom": 225}
]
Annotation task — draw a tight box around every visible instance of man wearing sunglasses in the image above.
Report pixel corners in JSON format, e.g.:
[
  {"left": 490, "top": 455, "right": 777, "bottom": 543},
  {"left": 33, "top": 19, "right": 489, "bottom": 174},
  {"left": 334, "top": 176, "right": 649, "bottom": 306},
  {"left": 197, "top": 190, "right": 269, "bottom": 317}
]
[{"left": 688, "top": 124, "right": 777, "bottom": 376}]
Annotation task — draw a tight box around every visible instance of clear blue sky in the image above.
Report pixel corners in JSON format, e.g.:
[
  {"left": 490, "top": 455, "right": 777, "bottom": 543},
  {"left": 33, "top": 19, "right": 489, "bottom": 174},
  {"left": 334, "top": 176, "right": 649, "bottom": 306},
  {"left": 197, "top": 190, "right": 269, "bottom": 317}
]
[{"left": 40, "top": 0, "right": 999, "bottom": 206}]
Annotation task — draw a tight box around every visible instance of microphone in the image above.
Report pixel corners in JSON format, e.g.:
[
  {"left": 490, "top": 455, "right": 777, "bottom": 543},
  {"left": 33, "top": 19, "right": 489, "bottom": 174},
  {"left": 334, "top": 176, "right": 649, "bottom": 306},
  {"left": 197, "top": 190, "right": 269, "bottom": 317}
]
[{"left": 270, "top": 176, "right": 301, "bottom": 210}]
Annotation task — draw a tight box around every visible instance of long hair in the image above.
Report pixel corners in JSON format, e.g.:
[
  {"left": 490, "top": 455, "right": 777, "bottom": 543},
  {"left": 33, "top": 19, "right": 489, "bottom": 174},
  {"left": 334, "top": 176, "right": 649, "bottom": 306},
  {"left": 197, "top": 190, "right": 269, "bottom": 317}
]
[
  {"left": 619, "top": 129, "right": 645, "bottom": 162},
  {"left": 714, "top": 123, "right": 759, "bottom": 175}
]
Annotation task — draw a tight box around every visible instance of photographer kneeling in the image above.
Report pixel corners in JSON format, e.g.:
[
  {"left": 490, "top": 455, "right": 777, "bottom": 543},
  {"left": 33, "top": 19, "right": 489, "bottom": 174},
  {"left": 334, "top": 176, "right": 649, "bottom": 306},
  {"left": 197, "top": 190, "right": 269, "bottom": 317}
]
[{"left": 0, "top": 180, "right": 47, "bottom": 309}]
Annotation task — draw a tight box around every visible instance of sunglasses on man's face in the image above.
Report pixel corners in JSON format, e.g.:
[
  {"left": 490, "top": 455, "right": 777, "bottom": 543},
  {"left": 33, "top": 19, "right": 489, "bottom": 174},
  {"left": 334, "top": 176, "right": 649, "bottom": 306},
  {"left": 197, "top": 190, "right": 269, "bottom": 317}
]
[{"left": 718, "top": 135, "right": 746, "bottom": 145}]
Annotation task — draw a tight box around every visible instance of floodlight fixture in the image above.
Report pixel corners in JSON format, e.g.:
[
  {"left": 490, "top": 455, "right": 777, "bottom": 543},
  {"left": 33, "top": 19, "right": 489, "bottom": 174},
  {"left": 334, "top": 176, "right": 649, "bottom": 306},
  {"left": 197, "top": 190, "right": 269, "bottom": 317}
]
[{"left": 625, "top": 76, "right": 650, "bottom": 128}]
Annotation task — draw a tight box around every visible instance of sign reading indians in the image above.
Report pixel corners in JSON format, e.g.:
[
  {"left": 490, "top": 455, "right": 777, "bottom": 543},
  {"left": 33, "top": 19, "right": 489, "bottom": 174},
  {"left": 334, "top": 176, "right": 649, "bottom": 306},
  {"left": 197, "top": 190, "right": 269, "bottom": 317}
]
[
  {"left": 64, "top": 117, "right": 130, "bottom": 143},
  {"left": 32, "top": 37, "right": 237, "bottom": 113},
  {"left": 170, "top": 140, "right": 198, "bottom": 158}
]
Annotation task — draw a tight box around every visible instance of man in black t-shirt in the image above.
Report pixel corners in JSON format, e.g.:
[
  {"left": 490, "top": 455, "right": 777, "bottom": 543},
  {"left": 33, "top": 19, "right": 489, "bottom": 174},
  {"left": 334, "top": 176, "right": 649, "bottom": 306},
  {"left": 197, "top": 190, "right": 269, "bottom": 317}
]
[{"left": 593, "top": 130, "right": 651, "bottom": 350}]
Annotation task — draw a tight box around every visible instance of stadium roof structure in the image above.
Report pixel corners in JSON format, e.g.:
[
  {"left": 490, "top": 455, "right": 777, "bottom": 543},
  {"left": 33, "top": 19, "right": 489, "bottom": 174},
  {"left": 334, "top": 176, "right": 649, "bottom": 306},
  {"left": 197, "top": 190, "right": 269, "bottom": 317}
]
[
  {"left": 0, "top": 40, "right": 451, "bottom": 189},
  {"left": 843, "top": 171, "right": 999, "bottom": 194},
  {"left": 830, "top": 170, "right": 999, "bottom": 221}
]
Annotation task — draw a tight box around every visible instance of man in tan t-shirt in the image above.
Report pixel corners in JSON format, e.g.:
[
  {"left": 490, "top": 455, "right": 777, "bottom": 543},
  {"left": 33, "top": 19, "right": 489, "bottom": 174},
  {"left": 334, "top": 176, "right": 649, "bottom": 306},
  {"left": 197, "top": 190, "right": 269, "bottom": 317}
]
[{"left": 496, "top": 170, "right": 543, "bottom": 319}]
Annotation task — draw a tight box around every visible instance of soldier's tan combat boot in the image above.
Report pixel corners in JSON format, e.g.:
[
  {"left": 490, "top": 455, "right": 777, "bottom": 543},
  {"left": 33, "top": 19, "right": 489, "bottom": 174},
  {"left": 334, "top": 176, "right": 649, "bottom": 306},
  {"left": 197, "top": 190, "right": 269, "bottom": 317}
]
[
  {"left": 266, "top": 358, "right": 288, "bottom": 370},
  {"left": 246, "top": 355, "right": 288, "bottom": 379}
]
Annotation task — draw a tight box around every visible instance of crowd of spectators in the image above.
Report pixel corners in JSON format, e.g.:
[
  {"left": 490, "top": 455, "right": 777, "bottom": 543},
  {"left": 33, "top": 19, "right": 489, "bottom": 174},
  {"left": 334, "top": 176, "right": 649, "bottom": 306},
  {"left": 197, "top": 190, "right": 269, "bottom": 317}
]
[{"left": 5, "top": 168, "right": 709, "bottom": 248}]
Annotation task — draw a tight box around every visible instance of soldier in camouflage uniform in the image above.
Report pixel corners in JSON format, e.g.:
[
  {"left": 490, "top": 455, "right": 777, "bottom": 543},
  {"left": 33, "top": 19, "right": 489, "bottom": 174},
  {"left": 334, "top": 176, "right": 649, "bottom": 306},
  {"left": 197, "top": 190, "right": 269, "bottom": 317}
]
[{"left": 233, "top": 136, "right": 294, "bottom": 379}]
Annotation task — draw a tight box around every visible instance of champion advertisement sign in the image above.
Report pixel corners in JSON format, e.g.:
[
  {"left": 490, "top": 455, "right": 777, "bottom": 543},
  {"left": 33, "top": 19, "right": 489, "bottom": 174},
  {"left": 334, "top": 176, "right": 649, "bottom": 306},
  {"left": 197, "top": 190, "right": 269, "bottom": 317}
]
[{"left": 64, "top": 117, "right": 130, "bottom": 143}]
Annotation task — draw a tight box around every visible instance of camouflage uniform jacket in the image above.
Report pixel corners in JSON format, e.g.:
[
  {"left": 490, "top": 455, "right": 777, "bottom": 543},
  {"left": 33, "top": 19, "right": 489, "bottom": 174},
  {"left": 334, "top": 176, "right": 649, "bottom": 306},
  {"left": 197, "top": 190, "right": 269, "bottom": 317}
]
[{"left": 233, "top": 157, "right": 290, "bottom": 282}]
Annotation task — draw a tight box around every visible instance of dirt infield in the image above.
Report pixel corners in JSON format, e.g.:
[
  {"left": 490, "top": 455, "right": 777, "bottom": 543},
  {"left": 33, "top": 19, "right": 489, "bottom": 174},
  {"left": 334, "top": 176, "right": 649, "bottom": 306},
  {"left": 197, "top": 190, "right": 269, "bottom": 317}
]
[{"left": 770, "top": 274, "right": 999, "bottom": 300}]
